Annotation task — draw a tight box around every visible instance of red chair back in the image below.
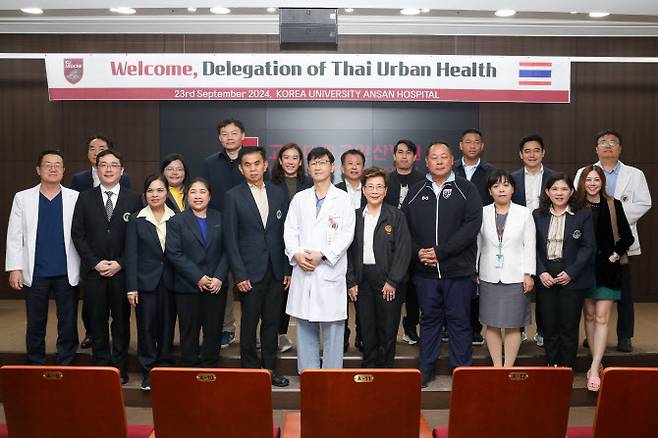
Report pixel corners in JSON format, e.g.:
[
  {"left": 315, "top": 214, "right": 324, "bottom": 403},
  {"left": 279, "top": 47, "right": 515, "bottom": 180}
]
[
  {"left": 447, "top": 367, "right": 573, "bottom": 438},
  {"left": 150, "top": 368, "right": 276, "bottom": 438},
  {"left": 0, "top": 366, "right": 131, "bottom": 438},
  {"left": 592, "top": 367, "right": 658, "bottom": 438},
  {"left": 299, "top": 369, "right": 421, "bottom": 438}
]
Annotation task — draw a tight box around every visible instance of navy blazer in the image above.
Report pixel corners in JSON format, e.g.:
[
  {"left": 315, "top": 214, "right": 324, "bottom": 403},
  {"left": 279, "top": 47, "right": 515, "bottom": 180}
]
[
  {"left": 70, "top": 169, "right": 132, "bottom": 192},
  {"left": 533, "top": 207, "right": 595, "bottom": 291},
  {"left": 165, "top": 209, "right": 228, "bottom": 294},
  {"left": 71, "top": 186, "right": 142, "bottom": 280},
  {"left": 510, "top": 166, "right": 555, "bottom": 206},
  {"left": 124, "top": 214, "right": 172, "bottom": 292},
  {"left": 223, "top": 182, "right": 290, "bottom": 283}
]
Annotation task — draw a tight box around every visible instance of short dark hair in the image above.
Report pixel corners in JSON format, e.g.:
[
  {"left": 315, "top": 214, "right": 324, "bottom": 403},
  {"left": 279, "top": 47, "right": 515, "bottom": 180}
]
[
  {"left": 487, "top": 169, "right": 516, "bottom": 191},
  {"left": 394, "top": 139, "right": 417, "bottom": 155},
  {"left": 238, "top": 146, "right": 267, "bottom": 164},
  {"left": 361, "top": 167, "right": 389, "bottom": 188},
  {"left": 217, "top": 119, "right": 246, "bottom": 135},
  {"left": 161, "top": 153, "right": 189, "bottom": 188},
  {"left": 307, "top": 147, "right": 335, "bottom": 164},
  {"left": 519, "top": 134, "right": 545, "bottom": 151},
  {"left": 186, "top": 177, "right": 211, "bottom": 195},
  {"left": 595, "top": 129, "right": 623, "bottom": 146},
  {"left": 86, "top": 134, "right": 113, "bottom": 150},
  {"left": 271, "top": 143, "right": 306, "bottom": 183},
  {"left": 340, "top": 149, "right": 366, "bottom": 166},
  {"left": 460, "top": 129, "right": 483, "bottom": 141},
  {"left": 37, "top": 149, "right": 65, "bottom": 167},
  {"left": 426, "top": 141, "right": 452, "bottom": 157},
  {"left": 538, "top": 172, "right": 580, "bottom": 213},
  {"left": 143, "top": 173, "right": 168, "bottom": 196},
  {"left": 96, "top": 148, "right": 123, "bottom": 167}
]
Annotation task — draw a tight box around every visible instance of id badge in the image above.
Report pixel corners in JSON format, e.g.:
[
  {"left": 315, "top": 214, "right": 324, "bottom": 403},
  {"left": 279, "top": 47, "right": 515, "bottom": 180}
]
[{"left": 495, "top": 254, "right": 504, "bottom": 269}]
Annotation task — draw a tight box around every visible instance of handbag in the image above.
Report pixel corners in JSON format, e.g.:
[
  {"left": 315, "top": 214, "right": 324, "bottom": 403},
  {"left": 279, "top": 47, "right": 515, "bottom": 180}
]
[{"left": 607, "top": 198, "right": 629, "bottom": 265}]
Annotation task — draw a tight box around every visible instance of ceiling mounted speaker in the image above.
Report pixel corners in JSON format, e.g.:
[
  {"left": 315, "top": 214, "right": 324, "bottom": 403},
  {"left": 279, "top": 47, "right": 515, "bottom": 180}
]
[{"left": 279, "top": 8, "right": 338, "bottom": 49}]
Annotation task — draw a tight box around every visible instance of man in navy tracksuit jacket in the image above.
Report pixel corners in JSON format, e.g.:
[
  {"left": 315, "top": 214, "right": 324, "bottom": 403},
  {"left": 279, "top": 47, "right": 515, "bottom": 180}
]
[{"left": 402, "top": 142, "right": 482, "bottom": 387}]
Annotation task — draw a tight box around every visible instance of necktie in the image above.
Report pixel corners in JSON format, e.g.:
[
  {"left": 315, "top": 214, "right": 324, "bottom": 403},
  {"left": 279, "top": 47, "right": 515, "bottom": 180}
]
[{"left": 105, "top": 191, "right": 114, "bottom": 221}]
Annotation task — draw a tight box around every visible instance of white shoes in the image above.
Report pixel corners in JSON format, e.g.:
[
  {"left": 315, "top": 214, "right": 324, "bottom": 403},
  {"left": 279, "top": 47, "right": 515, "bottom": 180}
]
[
  {"left": 534, "top": 332, "right": 544, "bottom": 347},
  {"left": 279, "top": 334, "right": 293, "bottom": 353}
]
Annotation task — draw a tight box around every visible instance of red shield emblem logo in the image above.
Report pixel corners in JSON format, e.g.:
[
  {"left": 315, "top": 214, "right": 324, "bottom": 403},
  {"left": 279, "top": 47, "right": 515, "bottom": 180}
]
[{"left": 64, "top": 58, "right": 83, "bottom": 84}]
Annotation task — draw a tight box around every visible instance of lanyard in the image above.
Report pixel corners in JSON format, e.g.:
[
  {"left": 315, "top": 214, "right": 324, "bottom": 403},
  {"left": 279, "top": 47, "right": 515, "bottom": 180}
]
[{"left": 495, "top": 210, "right": 506, "bottom": 255}]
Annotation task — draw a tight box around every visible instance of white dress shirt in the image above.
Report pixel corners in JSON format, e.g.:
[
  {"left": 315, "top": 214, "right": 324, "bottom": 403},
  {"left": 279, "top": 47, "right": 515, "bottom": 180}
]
[
  {"left": 91, "top": 167, "right": 100, "bottom": 187},
  {"left": 362, "top": 206, "right": 381, "bottom": 265},
  {"left": 100, "top": 183, "right": 121, "bottom": 208},
  {"left": 248, "top": 182, "right": 269, "bottom": 228},
  {"left": 462, "top": 157, "right": 480, "bottom": 181},
  {"left": 345, "top": 181, "right": 362, "bottom": 209},
  {"left": 524, "top": 165, "right": 544, "bottom": 211}
]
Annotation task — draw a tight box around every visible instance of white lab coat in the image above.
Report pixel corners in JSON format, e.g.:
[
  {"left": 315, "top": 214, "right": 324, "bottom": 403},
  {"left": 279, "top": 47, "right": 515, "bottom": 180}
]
[
  {"left": 284, "top": 184, "right": 355, "bottom": 322},
  {"left": 477, "top": 203, "right": 536, "bottom": 283},
  {"left": 575, "top": 161, "right": 651, "bottom": 256},
  {"left": 5, "top": 184, "right": 81, "bottom": 287}
]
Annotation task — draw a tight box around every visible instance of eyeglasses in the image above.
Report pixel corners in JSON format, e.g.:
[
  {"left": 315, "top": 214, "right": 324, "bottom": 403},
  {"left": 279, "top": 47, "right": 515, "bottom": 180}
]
[
  {"left": 98, "top": 163, "right": 122, "bottom": 169},
  {"left": 597, "top": 140, "right": 619, "bottom": 147},
  {"left": 364, "top": 184, "right": 386, "bottom": 191},
  {"left": 309, "top": 160, "right": 331, "bottom": 168},
  {"left": 41, "top": 163, "right": 63, "bottom": 170},
  {"left": 164, "top": 166, "right": 185, "bottom": 172}
]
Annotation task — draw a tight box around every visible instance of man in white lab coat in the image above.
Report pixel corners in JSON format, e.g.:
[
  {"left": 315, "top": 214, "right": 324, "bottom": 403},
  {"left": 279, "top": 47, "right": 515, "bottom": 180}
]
[
  {"left": 574, "top": 130, "right": 652, "bottom": 353},
  {"left": 284, "top": 147, "right": 356, "bottom": 372}
]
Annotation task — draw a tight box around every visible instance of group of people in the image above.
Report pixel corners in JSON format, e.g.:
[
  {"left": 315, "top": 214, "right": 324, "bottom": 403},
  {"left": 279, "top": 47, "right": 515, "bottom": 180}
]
[{"left": 5, "top": 120, "right": 651, "bottom": 395}]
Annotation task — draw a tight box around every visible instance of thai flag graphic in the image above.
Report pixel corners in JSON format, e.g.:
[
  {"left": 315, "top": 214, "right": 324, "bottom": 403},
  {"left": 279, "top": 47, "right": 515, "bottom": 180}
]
[{"left": 518, "top": 62, "right": 552, "bottom": 86}]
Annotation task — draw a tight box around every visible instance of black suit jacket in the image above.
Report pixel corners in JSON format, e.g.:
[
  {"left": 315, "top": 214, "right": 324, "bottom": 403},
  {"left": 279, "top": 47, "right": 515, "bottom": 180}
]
[
  {"left": 384, "top": 169, "right": 425, "bottom": 208},
  {"left": 71, "top": 186, "right": 142, "bottom": 280},
  {"left": 124, "top": 213, "right": 173, "bottom": 292},
  {"left": 165, "top": 209, "right": 228, "bottom": 294},
  {"left": 164, "top": 190, "right": 186, "bottom": 214},
  {"left": 335, "top": 180, "right": 367, "bottom": 208},
  {"left": 202, "top": 149, "right": 244, "bottom": 212},
  {"left": 510, "top": 166, "right": 555, "bottom": 206},
  {"left": 453, "top": 160, "right": 496, "bottom": 205},
  {"left": 70, "top": 169, "right": 132, "bottom": 192},
  {"left": 533, "top": 208, "right": 595, "bottom": 291},
  {"left": 223, "top": 182, "right": 290, "bottom": 283},
  {"left": 346, "top": 204, "right": 412, "bottom": 290}
]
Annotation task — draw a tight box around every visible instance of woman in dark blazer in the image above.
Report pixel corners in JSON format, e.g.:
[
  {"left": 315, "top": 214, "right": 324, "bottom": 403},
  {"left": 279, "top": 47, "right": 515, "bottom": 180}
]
[
  {"left": 576, "top": 165, "right": 634, "bottom": 391},
  {"left": 534, "top": 173, "right": 594, "bottom": 369},
  {"left": 161, "top": 153, "right": 189, "bottom": 214},
  {"left": 125, "top": 174, "right": 176, "bottom": 391},
  {"left": 269, "top": 142, "right": 312, "bottom": 353},
  {"left": 346, "top": 167, "right": 411, "bottom": 368},
  {"left": 165, "top": 177, "right": 229, "bottom": 367}
]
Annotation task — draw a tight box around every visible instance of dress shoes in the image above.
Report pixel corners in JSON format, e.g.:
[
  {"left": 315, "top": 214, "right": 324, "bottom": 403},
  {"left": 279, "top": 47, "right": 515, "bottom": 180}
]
[
  {"left": 80, "top": 336, "right": 92, "bottom": 349},
  {"left": 271, "top": 374, "right": 290, "bottom": 387}
]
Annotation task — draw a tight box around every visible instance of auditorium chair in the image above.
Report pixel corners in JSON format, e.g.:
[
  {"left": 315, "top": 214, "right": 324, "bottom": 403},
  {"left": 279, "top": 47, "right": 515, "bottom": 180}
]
[
  {"left": 150, "top": 368, "right": 280, "bottom": 438},
  {"left": 282, "top": 369, "right": 432, "bottom": 438},
  {"left": 566, "top": 367, "right": 658, "bottom": 438},
  {"left": 433, "top": 367, "right": 573, "bottom": 438},
  {"left": 0, "top": 365, "right": 154, "bottom": 438}
]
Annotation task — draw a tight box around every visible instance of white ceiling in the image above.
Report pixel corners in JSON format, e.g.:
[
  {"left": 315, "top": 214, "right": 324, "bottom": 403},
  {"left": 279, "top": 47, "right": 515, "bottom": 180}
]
[{"left": 1, "top": 1, "right": 658, "bottom": 36}]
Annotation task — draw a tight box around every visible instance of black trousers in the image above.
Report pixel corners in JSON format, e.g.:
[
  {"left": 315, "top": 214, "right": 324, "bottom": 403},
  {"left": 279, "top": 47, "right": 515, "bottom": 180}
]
[
  {"left": 135, "top": 280, "right": 175, "bottom": 377},
  {"left": 402, "top": 278, "right": 419, "bottom": 334},
  {"left": 239, "top": 268, "right": 283, "bottom": 371},
  {"left": 471, "top": 295, "right": 483, "bottom": 336},
  {"left": 176, "top": 287, "right": 227, "bottom": 367},
  {"left": 536, "top": 283, "right": 585, "bottom": 368},
  {"left": 84, "top": 274, "right": 131, "bottom": 376},
  {"left": 279, "top": 288, "right": 290, "bottom": 335},
  {"left": 78, "top": 287, "right": 92, "bottom": 338},
  {"left": 25, "top": 276, "right": 78, "bottom": 365},
  {"left": 358, "top": 266, "right": 403, "bottom": 368},
  {"left": 616, "top": 263, "right": 634, "bottom": 341}
]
